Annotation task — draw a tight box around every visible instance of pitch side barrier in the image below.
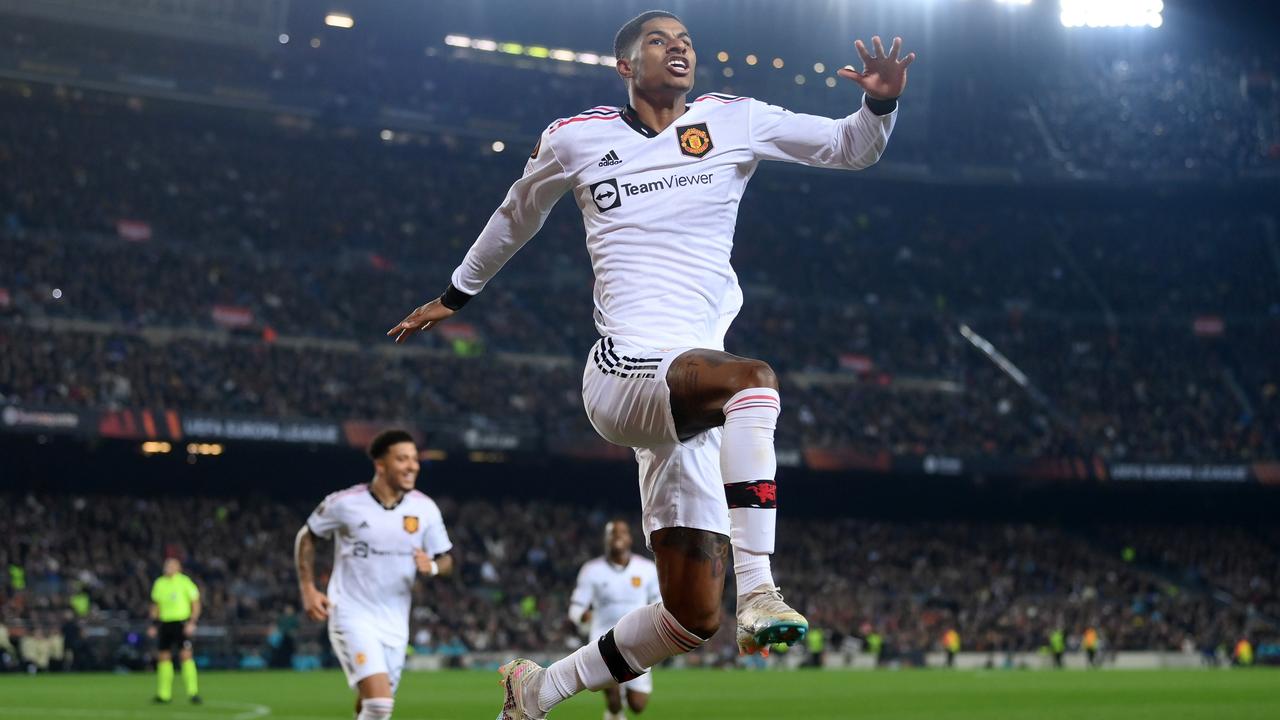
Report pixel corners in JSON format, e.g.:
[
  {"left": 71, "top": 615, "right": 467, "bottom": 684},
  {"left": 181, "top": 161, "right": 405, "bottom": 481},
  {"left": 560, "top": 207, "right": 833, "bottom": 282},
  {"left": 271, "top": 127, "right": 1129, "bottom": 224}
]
[
  {"left": 4, "top": 402, "right": 1280, "bottom": 486},
  {"left": 402, "top": 650, "right": 1258, "bottom": 672}
]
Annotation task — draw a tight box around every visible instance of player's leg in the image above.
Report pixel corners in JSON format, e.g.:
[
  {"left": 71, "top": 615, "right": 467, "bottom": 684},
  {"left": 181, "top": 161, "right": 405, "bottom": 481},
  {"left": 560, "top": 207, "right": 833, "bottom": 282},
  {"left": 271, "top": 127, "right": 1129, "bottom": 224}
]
[
  {"left": 495, "top": 342, "right": 715, "bottom": 719},
  {"left": 626, "top": 691, "right": 650, "bottom": 714},
  {"left": 330, "top": 623, "right": 394, "bottom": 719},
  {"left": 621, "top": 668, "right": 653, "bottom": 714},
  {"left": 666, "top": 349, "right": 805, "bottom": 653},
  {"left": 499, "top": 527, "right": 723, "bottom": 720},
  {"left": 602, "top": 686, "right": 624, "bottom": 720},
  {"left": 355, "top": 675, "right": 394, "bottom": 720},
  {"left": 179, "top": 643, "right": 200, "bottom": 703},
  {"left": 154, "top": 648, "right": 174, "bottom": 703}
]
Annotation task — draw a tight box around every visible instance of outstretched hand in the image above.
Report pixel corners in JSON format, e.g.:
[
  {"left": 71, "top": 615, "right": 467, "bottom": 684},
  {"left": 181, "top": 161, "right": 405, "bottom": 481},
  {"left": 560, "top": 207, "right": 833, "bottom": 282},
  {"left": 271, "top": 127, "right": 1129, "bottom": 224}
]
[
  {"left": 387, "top": 298, "right": 455, "bottom": 344},
  {"left": 837, "top": 36, "right": 915, "bottom": 100}
]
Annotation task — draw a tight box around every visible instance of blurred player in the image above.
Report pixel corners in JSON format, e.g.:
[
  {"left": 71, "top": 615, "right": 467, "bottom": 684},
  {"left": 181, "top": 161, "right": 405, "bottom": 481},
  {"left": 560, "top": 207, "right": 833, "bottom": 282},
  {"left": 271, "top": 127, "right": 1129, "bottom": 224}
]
[
  {"left": 294, "top": 429, "right": 455, "bottom": 720},
  {"left": 147, "top": 557, "right": 201, "bottom": 704},
  {"left": 1083, "top": 626, "right": 1099, "bottom": 667},
  {"left": 388, "top": 10, "right": 913, "bottom": 719},
  {"left": 569, "top": 520, "right": 660, "bottom": 720},
  {"left": 942, "top": 627, "right": 960, "bottom": 668}
]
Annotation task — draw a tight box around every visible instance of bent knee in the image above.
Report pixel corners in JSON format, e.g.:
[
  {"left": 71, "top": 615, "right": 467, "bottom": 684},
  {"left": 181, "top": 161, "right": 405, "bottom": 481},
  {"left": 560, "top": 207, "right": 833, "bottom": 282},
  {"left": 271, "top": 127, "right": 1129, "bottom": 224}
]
[
  {"left": 729, "top": 359, "right": 778, "bottom": 392},
  {"left": 666, "top": 605, "right": 720, "bottom": 640},
  {"left": 628, "top": 696, "right": 649, "bottom": 713}
]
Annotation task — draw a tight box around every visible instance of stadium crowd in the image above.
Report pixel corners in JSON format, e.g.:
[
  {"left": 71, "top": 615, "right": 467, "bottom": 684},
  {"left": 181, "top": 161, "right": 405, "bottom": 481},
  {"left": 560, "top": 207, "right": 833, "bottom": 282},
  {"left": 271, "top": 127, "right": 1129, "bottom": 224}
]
[
  {"left": 4, "top": 16, "right": 1278, "bottom": 178},
  {"left": 0, "top": 493, "right": 1275, "bottom": 672},
  {"left": 3, "top": 92, "right": 1278, "bottom": 463}
]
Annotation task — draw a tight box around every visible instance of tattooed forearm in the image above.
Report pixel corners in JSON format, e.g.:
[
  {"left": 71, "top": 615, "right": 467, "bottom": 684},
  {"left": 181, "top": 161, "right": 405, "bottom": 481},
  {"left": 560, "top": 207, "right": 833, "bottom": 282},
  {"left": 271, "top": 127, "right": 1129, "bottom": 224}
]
[{"left": 294, "top": 526, "right": 317, "bottom": 591}]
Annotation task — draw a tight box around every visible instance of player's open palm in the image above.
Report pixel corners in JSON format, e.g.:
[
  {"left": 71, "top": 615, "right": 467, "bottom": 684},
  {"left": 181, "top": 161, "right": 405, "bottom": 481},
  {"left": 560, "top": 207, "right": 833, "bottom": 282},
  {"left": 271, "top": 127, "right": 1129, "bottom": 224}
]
[
  {"left": 387, "top": 298, "right": 455, "bottom": 344},
  {"left": 838, "top": 36, "right": 915, "bottom": 100},
  {"left": 302, "top": 588, "right": 331, "bottom": 621}
]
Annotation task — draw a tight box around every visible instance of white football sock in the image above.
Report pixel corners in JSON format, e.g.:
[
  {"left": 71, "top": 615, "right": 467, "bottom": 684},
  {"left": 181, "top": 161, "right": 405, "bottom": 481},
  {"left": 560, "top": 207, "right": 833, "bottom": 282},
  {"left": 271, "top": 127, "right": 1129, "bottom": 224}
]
[
  {"left": 356, "top": 697, "right": 393, "bottom": 720},
  {"left": 540, "top": 603, "right": 702, "bottom": 714},
  {"left": 721, "top": 387, "right": 780, "bottom": 598},
  {"left": 734, "top": 548, "right": 776, "bottom": 595}
]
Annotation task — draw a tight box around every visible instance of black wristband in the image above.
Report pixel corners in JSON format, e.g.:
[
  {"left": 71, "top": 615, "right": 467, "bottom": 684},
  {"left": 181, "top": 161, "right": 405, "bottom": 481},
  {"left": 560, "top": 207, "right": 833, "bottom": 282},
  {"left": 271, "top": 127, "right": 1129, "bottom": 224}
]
[
  {"left": 439, "top": 283, "right": 473, "bottom": 311},
  {"left": 864, "top": 95, "right": 898, "bottom": 116}
]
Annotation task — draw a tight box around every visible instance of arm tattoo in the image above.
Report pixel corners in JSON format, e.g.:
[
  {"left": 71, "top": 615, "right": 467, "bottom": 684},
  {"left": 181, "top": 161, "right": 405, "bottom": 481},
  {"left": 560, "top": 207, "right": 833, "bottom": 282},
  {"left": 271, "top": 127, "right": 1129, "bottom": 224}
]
[{"left": 294, "top": 527, "right": 317, "bottom": 591}]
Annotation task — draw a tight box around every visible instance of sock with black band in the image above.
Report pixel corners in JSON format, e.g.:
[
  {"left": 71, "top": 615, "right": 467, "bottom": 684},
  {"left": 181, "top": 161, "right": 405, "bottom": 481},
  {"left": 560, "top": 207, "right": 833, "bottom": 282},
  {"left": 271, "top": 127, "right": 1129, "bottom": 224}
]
[
  {"left": 721, "top": 387, "right": 781, "bottom": 596},
  {"left": 540, "top": 603, "right": 703, "bottom": 714}
]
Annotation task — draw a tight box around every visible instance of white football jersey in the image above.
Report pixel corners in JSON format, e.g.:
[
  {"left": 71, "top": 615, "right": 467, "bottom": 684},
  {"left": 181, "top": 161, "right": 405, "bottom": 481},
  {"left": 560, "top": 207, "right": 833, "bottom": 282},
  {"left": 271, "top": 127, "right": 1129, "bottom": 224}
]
[
  {"left": 451, "top": 93, "right": 897, "bottom": 349},
  {"left": 307, "top": 483, "right": 452, "bottom": 645},
  {"left": 570, "top": 554, "right": 661, "bottom": 638}
]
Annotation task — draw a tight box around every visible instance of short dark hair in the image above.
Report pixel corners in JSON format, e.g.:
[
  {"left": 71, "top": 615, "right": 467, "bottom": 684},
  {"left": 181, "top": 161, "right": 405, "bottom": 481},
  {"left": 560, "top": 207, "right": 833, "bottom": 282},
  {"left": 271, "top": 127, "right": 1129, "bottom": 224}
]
[
  {"left": 368, "top": 428, "right": 415, "bottom": 460},
  {"left": 614, "top": 10, "right": 681, "bottom": 62}
]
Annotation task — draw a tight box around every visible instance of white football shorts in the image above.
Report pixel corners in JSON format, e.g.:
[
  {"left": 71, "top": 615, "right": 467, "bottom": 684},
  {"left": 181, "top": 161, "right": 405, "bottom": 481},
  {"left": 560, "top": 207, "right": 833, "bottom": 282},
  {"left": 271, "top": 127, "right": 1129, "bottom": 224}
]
[
  {"left": 581, "top": 337, "right": 731, "bottom": 543},
  {"left": 328, "top": 617, "right": 406, "bottom": 693}
]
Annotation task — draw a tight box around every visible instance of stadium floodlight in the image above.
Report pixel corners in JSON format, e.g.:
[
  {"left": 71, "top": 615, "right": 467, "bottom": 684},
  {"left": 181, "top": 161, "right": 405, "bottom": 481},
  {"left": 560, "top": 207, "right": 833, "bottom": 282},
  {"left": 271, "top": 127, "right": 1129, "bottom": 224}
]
[
  {"left": 745, "top": 54, "right": 758, "bottom": 66},
  {"left": 1059, "top": 0, "right": 1163, "bottom": 28},
  {"left": 492, "top": 141, "right": 506, "bottom": 153},
  {"left": 278, "top": 33, "right": 289, "bottom": 44},
  {"left": 323, "top": 13, "right": 354, "bottom": 29},
  {"left": 443, "top": 33, "right": 615, "bottom": 69}
]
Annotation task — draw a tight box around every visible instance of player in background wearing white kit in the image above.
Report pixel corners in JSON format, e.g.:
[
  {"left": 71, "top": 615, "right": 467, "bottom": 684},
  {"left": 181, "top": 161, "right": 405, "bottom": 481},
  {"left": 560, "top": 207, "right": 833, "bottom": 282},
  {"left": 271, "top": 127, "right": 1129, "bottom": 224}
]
[
  {"left": 569, "top": 520, "right": 661, "bottom": 720},
  {"left": 388, "top": 10, "right": 914, "bottom": 719},
  {"left": 294, "top": 429, "right": 455, "bottom": 720}
]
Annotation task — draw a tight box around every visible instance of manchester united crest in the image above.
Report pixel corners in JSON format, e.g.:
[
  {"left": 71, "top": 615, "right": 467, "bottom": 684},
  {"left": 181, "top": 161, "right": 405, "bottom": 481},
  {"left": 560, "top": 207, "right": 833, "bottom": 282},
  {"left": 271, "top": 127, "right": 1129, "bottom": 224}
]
[
  {"left": 676, "top": 123, "right": 713, "bottom": 157},
  {"left": 403, "top": 515, "right": 419, "bottom": 533}
]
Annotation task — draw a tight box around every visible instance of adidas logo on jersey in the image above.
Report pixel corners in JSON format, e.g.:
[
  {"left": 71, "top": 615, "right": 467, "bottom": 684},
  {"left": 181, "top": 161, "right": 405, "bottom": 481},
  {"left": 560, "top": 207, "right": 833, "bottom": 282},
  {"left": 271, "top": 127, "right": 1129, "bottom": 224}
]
[{"left": 598, "top": 150, "right": 622, "bottom": 167}]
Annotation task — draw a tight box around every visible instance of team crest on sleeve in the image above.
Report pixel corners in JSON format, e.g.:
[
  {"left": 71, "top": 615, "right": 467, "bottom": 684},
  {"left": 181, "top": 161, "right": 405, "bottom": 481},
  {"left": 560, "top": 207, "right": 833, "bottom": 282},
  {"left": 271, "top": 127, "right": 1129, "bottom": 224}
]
[
  {"left": 676, "top": 123, "right": 713, "bottom": 157},
  {"left": 631, "top": 576, "right": 642, "bottom": 588},
  {"left": 403, "top": 515, "right": 419, "bottom": 533}
]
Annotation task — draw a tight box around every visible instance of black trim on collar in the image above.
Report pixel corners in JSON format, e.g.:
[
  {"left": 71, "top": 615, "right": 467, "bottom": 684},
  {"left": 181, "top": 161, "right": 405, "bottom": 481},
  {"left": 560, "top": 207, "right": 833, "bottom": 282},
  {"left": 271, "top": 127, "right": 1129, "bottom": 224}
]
[
  {"left": 619, "top": 105, "right": 660, "bottom": 138},
  {"left": 369, "top": 487, "right": 406, "bottom": 511}
]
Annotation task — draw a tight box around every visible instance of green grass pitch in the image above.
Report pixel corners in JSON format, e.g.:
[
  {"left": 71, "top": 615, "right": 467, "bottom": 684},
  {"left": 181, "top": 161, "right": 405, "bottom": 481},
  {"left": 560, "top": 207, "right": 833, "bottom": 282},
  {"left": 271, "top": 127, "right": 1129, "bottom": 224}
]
[{"left": 0, "top": 668, "right": 1276, "bottom": 719}]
